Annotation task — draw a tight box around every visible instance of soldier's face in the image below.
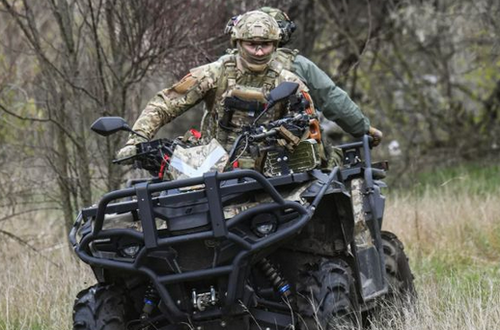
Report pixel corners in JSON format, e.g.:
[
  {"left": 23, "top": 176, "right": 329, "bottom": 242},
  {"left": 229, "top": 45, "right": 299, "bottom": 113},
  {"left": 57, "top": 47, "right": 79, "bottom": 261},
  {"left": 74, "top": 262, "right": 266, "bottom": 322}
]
[{"left": 240, "top": 41, "right": 274, "bottom": 57}]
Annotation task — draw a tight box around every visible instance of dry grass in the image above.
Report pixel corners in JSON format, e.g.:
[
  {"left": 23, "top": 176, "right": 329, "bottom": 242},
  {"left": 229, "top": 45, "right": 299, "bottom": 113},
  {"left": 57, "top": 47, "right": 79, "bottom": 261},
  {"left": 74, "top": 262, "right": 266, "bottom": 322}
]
[
  {"left": 378, "top": 182, "right": 500, "bottom": 330},
  {"left": 0, "top": 214, "right": 94, "bottom": 330},
  {"left": 385, "top": 186, "right": 500, "bottom": 261},
  {"left": 1, "top": 178, "right": 500, "bottom": 329}
]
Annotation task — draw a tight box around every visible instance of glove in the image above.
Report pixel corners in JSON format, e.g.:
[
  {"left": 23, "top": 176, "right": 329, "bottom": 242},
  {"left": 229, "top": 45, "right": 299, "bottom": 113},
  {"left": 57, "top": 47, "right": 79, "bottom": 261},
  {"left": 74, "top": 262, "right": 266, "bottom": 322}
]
[
  {"left": 368, "top": 126, "right": 383, "bottom": 147},
  {"left": 116, "top": 144, "right": 137, "bottom": 164},
  {"left": 115, "top": 133, "right": 148, "bottom": 164}
]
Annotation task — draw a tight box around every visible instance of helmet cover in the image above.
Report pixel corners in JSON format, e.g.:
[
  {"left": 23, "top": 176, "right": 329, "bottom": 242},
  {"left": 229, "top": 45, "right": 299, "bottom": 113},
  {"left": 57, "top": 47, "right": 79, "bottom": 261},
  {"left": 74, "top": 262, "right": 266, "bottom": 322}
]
[{"left": 231, "top": 11, "right": 281, "bottom": 47}]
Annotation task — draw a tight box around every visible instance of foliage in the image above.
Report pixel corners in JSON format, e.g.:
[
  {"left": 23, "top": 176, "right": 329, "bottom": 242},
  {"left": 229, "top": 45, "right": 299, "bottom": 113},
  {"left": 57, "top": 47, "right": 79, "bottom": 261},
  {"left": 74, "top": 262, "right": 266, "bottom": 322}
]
[{"left": 1, "top": 0, "right": 499, "bottom": 227}]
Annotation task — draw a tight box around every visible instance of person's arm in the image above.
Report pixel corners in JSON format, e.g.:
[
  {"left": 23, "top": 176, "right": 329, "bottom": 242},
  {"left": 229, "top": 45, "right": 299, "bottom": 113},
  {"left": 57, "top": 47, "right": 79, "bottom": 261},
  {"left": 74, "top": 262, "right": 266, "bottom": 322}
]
[
  {"left": 292, "top": 55, "right": 370, "bottom": 137},
  {"left": 126, "top": 62, "right": 219, "bottom": 145}
]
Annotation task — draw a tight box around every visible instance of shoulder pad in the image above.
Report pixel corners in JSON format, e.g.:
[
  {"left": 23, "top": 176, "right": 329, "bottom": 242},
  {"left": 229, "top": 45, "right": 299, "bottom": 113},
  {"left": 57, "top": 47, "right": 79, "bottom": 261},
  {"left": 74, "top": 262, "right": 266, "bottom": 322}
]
[
  {"left": 220, "top": 54, "right": 237, "bottom": 64},
  {"left": 225, "top": 48, "right": 238, "bottom": 55},
  {"left": 269, "top": 58, "right": 284, "bottom": 74},
  {"left": 190, "top": 61, "right": 223, "bottom": 80},
  {"left": 277, "top": 47, "right": 300, "bottom": 56},
  {"left": 274, "top": 48, "right": 298, "bottom": 72}
]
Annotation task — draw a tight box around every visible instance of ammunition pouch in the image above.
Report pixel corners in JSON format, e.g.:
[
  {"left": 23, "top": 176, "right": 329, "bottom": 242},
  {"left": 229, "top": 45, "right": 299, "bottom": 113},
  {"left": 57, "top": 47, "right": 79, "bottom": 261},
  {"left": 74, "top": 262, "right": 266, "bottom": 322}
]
[
  {"left": 219, "top": 97, "right": 266, "bottom": 131},
  {"left": 224, "top": 96, "right": 265, "bottom": 114}
]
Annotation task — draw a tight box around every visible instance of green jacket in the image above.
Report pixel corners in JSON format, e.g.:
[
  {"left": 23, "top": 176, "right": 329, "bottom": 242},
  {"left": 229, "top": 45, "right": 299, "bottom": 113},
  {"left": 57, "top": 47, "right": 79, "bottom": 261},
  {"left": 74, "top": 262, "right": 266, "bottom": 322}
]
[{"left": 292, "top": 54, "right": 370, "bottom": 137}]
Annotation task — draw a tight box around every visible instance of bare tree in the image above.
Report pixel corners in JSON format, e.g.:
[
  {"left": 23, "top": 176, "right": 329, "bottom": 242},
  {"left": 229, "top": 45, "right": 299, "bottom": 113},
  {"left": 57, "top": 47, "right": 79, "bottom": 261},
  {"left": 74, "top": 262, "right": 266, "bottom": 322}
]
[{"left": 0, "top": 0, "right": 231, "bottom": 231}]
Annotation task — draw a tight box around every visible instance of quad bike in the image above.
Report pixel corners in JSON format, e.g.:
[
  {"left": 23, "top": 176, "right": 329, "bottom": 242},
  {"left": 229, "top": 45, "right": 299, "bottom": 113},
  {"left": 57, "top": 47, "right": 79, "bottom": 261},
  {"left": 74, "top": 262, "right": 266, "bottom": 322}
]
[{"left": 70, "top": 82, "right": 415, "bottom": 330}]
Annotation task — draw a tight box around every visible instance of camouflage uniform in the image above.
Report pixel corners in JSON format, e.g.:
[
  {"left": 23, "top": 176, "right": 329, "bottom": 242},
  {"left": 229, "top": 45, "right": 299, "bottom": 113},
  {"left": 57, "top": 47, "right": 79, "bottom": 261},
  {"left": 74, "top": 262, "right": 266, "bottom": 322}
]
[
  {"left": 220, "top": 8, "right": 377, "bottom": 167},
  {"left": 120, "top": 11, "right": 314, "bottom": 169},
  {"left": 224, "top": 48, "right": 370, "bottom": 138},
  {"left": 228, "top": 7, "right": 371, "bottom": 138}
]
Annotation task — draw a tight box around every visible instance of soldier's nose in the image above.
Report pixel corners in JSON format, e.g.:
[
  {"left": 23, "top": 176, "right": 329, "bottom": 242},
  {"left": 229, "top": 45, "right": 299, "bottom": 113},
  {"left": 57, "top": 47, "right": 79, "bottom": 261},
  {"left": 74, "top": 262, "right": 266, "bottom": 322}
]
[{"left": 255, "top": 47, "right": 265, "bottom": 56}]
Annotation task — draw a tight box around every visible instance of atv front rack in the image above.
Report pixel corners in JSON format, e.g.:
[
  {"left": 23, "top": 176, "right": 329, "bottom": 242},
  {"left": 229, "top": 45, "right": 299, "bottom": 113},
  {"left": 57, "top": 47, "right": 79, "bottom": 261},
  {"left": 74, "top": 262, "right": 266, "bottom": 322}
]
[{"left": 69, "top": 168, "right": 346, "bottom": 322}]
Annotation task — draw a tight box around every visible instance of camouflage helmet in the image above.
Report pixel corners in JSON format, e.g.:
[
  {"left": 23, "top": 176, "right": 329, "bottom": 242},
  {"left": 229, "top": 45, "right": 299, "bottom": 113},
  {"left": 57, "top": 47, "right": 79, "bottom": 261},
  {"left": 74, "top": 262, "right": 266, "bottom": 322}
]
[
  {"left": 231, "top": 11, "right": 281, "bottom": 47},
  {"left": 259, "top": 7, "right": 296, "bottom": 46}
]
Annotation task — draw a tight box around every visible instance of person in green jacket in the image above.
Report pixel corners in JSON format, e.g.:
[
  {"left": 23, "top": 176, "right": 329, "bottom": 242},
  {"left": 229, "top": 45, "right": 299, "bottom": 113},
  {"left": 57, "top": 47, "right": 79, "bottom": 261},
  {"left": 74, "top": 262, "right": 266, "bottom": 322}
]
[{"left": 225, "top": 7, "right": 382, "bottom": 143}]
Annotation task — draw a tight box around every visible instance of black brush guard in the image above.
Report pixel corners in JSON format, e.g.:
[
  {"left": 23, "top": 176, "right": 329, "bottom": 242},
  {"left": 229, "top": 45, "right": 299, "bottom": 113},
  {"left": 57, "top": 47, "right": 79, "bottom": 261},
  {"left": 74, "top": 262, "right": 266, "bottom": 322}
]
[
  {"left": 69, "top": 167, "right": 343, "bottom": 322},
  {"left": 69, "top": 136, "right": 382, "bottom": 323}
]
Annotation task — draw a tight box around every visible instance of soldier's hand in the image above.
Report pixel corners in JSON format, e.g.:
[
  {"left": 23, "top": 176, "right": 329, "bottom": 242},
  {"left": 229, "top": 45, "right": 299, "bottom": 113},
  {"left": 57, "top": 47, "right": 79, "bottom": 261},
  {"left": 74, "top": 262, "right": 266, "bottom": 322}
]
[
  {"left": 116, "top": 145, "right": 137, "bottom": 164},
  {"left": 368, "top": 126, "right": 383, "bottom": 147}
]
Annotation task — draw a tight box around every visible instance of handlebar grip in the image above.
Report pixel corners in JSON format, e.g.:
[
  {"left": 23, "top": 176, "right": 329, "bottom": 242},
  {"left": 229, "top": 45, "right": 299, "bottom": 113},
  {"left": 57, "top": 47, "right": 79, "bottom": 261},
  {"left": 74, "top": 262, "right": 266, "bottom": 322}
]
[
  {"left": 250, "top": 129, "right": 278, "bottom": 141},
  {"left": 112, "top": 155, "right": 136, "bottom": 164}
]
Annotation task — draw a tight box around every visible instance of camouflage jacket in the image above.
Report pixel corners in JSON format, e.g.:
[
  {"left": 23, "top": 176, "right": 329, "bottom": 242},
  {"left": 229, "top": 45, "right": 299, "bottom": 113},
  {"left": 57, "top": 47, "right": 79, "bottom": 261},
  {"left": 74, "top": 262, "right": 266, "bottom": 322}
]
[{"left": 128, "top": 54, "right": 311, "bottom": 153}]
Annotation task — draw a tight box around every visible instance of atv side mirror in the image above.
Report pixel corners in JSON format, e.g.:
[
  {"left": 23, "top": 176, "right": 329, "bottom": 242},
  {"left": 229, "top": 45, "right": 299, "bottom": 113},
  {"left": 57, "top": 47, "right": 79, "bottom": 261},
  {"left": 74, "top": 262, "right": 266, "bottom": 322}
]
[
  {"left": 91, "top": 116, "right": 149, "bottom": 141},
  {"left": 91, "top": 117, "right": 131, "bottom": 136},
  {"left": 267, "top": 82, "right": 299, "bottom": 105},
  {"left": 253, "top": 82, "right": 300, "bottom": 126}
]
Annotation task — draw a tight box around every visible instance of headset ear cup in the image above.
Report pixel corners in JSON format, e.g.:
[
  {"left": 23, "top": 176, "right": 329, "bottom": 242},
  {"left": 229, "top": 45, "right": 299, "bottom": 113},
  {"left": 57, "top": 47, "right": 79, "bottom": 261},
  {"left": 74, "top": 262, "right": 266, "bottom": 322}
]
[{"left": 276, "top": 20, "right": 296, "bottom": 46}]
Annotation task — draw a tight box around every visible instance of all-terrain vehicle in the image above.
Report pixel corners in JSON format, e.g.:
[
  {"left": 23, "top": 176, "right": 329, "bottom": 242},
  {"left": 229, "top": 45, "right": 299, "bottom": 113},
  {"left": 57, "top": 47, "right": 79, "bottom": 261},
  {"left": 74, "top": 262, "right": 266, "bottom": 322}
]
[{"left": 70, "top": 82, "right": 415, "bottom": 330}]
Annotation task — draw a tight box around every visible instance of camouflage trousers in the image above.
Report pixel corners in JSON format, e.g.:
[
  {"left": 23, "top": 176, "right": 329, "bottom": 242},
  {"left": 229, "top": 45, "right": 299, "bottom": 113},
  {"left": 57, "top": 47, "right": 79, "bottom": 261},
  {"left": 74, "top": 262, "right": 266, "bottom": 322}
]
[{"left": 323, "top": 140, "right": 343, "bottom": 169}]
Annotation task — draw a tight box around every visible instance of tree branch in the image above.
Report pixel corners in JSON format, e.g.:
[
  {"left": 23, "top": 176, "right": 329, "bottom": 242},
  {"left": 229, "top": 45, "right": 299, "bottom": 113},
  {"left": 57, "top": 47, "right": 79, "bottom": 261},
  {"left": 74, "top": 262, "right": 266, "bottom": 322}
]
[
  {"left": 0, "top": 207, "right": 57, "bottom": 222},
  {"left": 0, "top": 101, "right": 82, "bottom": 148},
  {"left": 0, "top": 228, "right": 61, "bottom": 268}
]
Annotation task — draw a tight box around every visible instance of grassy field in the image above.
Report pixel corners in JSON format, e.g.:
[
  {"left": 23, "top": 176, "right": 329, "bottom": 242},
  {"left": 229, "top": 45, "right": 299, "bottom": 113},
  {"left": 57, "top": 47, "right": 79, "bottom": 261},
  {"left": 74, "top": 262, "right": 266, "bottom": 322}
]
[
  {"left": 1, "top": 164, "right": 500, "bottom": 329},
  {"left": 374, "top": 165, "right": 500, "bottom": 330}
]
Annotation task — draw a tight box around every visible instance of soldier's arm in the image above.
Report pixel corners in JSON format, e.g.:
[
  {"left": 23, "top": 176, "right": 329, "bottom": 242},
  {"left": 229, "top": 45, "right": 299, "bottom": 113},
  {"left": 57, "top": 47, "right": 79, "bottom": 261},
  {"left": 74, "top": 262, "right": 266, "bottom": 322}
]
[
  {"left": 126, "top": 63, "right": 219, "bottom": 144},
  {"left": 292, "top": 55, "right": 370, "bottom": 137}
]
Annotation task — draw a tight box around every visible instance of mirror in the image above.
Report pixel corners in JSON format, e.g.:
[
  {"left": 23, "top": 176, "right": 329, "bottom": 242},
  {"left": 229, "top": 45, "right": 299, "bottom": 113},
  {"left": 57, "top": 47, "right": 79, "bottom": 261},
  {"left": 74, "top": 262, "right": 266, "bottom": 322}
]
[
  {"left": 267, "top": 82, "right": 299, "bottom": 104},
  {"left": 91, "top": 117, "right": 130, "bottom": 136},
  {"left": 252, "top": 82, "right": 300, "bottom": 126}
]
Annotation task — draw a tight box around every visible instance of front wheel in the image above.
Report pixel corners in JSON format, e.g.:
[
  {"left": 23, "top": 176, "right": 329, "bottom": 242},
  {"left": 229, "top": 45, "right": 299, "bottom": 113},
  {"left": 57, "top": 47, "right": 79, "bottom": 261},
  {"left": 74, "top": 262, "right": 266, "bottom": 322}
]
[
  {"left": 73, "top": 284, "right": 138, "bottom": 330},
  {"left": 296, "top": 258, "right": 361, "bottom": 330}
]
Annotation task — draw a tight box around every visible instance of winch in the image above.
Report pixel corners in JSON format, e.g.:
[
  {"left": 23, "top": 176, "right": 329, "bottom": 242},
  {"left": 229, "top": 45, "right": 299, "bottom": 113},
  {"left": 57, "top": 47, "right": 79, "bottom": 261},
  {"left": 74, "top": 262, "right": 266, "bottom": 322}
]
[{"left": 192, "top": 286, "right": 218, "bottom": 311}]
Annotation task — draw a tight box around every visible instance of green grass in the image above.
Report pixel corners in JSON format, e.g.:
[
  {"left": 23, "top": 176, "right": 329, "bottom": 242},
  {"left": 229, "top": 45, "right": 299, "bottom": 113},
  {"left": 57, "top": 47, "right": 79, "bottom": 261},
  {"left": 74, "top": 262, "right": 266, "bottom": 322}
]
[
  {"left": 0, "top": 320, "right": 47, "bottom": 330},
  {"left": 408, "top": 162, "right": 500, "bottom": 196}
]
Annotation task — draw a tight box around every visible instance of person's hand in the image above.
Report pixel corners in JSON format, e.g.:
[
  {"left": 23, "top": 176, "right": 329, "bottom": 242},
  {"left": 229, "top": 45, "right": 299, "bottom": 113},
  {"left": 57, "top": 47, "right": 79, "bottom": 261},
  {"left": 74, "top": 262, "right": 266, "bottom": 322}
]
[
  {"left": 368, "top": 126, "right": 383, "bottom": 147},
  {"left": 116, "top": 145, "right": 137, "bottom": 164}
]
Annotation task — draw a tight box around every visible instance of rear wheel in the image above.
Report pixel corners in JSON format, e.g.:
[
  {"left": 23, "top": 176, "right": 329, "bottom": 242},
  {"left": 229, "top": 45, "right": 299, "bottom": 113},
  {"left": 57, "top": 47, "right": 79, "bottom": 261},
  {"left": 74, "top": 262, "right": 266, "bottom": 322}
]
[
  {"left": 296, "top": 259, "right": 361, "bottom": 330},
  {"left": 381, "top": 231, "right": 416, "bottom": 302},
  {"left": 365, "top": 231, "right": 416, "bottom": 328},
  {"left": 73, "top": 284, "right": 138, "bottom": 330}
]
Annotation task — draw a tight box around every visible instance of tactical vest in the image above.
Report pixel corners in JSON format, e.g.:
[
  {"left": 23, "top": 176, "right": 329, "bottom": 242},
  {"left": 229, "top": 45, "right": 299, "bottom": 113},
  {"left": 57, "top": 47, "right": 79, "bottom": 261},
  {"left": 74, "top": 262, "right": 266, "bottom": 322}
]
[
  {"left": 200, "top": 54, "right": 290, "bottom": 151},
  {"left": 274, "top": 48, "right": 300, "bottom": 72}
]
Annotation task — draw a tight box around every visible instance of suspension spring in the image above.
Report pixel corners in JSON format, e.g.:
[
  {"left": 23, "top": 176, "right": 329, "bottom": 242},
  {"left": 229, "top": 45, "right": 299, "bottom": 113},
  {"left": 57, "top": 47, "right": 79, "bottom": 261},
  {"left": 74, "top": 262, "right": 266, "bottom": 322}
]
[
  {"left": 257, "top": 258, "right": 293, "bottom": 301},
  {"left": 141, "top": 282, "right": 160, "bottom": 318}
]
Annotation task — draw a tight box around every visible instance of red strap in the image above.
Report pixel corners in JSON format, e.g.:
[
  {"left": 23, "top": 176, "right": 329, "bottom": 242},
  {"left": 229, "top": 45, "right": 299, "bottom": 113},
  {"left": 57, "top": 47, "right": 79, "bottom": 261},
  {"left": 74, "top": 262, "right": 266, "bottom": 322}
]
[
  {"left": 158, "top": 154, "right": 170, "bottom": 180},
  {"left": 189, "top": 128, "right": 202, "bottom": 140}
]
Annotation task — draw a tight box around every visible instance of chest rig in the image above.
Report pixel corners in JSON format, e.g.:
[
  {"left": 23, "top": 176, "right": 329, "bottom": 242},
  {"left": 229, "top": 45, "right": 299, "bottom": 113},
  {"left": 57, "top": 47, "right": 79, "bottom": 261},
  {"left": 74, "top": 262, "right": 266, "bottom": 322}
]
[
  {"left": 201, "top": 55, "right": 288, "bottom": 151},
  {"left": 274, "top": 48, "right": 299, "bottom": 72}
]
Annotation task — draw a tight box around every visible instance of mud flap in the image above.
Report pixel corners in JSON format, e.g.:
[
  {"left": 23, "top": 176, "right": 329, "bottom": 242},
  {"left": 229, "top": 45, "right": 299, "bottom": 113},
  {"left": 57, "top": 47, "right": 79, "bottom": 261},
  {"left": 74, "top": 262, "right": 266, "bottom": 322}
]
[{"left": 351, "top": 178, "right": 387, "bottom": 300}]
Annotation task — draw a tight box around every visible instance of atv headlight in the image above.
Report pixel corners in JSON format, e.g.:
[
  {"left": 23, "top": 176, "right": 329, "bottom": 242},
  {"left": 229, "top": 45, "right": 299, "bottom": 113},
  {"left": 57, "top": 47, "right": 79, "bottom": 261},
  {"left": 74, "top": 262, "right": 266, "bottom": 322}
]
[
  {"left": 251, "top": 213, "right": 278, "bottom": 237},
  {"left": 121, "top": 245, "right": 140, "bottom": 258}
]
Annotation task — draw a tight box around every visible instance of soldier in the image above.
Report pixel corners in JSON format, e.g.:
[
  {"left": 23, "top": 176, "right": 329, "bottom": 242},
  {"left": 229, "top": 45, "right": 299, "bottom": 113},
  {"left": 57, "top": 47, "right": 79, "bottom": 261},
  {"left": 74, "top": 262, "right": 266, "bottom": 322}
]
[
  {"left": 225, "top": 7, "right": 382, "bottom": 145},
  {"left": 117, "top": 11, "right": 317, "bottom": 169}
]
